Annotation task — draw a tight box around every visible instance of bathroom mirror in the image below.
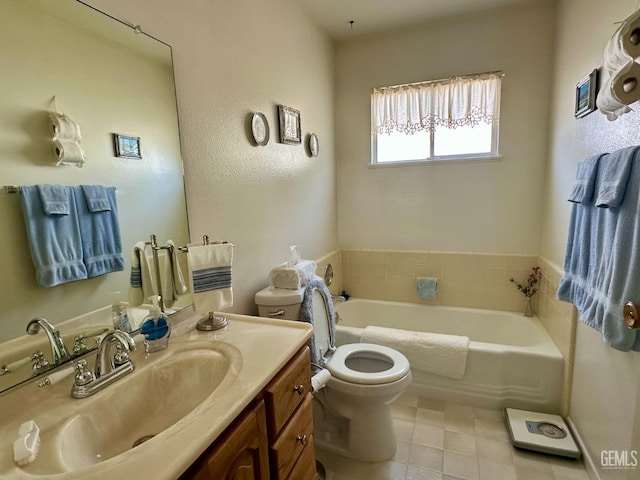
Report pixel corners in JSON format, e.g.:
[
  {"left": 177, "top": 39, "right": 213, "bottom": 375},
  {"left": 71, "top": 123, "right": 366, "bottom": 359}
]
[{"left": 0, "top": 0, "right": 190, "bottom": 393}]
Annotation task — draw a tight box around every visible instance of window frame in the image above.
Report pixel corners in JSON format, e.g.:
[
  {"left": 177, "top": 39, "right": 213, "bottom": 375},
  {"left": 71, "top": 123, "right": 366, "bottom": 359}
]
[{"left": 370, "top": 73, "right": 502, "bottom": 166}]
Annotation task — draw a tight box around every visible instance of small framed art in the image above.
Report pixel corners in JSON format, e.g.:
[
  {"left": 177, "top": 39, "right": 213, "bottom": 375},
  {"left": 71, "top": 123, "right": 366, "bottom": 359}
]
[
  {"left": 278, "top": 105, "right": 301, "bottom": 145},
  {"left": 113, "top": 133, "right": 141, "bottom": 158},
  {"left": 575, "top": 69, "right": 598, "bottom": 118}
]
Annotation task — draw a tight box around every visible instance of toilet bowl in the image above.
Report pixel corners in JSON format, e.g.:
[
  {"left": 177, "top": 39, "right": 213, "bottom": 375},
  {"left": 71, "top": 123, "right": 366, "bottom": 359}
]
[{"left": 255, "top": 278, "right": 411, "bottom": 462}]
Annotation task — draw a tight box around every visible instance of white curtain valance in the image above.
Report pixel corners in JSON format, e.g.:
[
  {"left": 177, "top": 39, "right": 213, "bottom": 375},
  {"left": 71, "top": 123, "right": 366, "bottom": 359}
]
[{"left": 372, "top": 72, "right": 502, "bottom": 134}]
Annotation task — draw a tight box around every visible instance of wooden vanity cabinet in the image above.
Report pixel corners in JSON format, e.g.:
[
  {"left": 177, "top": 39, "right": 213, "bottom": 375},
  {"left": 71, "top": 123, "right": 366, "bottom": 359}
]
[{"left": 180, "top": 346, "right": 316, "bottom": 480}]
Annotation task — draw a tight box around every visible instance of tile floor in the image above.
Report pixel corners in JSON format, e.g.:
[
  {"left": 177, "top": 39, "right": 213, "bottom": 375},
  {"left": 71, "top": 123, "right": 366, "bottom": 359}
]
[{"left": 315, "top": 392, "right": 590, "bottom": 480}]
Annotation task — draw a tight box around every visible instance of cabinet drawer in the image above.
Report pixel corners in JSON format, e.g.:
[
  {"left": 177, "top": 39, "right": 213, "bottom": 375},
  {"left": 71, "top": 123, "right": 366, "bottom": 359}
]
[
  {"left": 264, "top": 346, "right": 311, "bottom": 438},
  {"left": 286, "top": 435, "right": 317, "bottom": 480},
  {"left": 270, "top": 393, "right": 314, "bottom": 480}
]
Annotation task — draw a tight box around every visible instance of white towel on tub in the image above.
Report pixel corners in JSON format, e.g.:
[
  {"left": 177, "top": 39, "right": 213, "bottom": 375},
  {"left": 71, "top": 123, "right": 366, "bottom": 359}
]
[{"left": 361, "top": 326, "right": 470, "bottom": 380}]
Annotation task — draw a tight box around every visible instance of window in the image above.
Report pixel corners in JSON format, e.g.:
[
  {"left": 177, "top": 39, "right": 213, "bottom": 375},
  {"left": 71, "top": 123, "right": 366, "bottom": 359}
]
[{"left": 371, "top": 72, "right": 502, "bottom": 165}]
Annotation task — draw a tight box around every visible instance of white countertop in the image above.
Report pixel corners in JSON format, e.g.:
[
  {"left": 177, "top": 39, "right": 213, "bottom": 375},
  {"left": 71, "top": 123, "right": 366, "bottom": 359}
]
[{"left": 0, "top": 310, "right": 312, "bottom": 479}]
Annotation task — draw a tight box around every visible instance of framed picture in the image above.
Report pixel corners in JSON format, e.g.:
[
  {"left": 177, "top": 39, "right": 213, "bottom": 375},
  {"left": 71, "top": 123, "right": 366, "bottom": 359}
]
[
  {"left": 113, "top": 133, "right": 141, "bottom": 158},
  {"left": 575, "top": 69, "right": 598, "bottom": 118},
  {"left": 278, "top": 105, "right": 301, "bottom": 145}
]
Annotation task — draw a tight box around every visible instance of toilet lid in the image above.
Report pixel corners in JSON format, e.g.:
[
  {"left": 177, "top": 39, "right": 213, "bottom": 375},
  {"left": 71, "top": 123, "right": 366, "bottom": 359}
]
[{"left": 326, "top": 343, "right": 410, "bottom": 385}]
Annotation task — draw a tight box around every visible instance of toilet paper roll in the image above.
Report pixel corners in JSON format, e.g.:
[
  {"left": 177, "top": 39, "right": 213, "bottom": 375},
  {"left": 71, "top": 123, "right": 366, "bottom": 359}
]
[
  {"left": 597, "top": 71, "right": 632, "bottom": 121},
  {"left": 53, "top": 138, "right": 85, "bottom": 167},
  {"left": 311, "top": 368, "right": 331, "bottom": 392},
  {"left": 620, "top": 10, "right": 640, "bottom": 60},
  {"left": 604, "top": 26, "right": 633, "bottom": 72},
  {"left": 49, "top": 112, "right": 82, "bottom": 141},
  {"left": 611, "top": 60, "right": 640, "bottom": 105}
]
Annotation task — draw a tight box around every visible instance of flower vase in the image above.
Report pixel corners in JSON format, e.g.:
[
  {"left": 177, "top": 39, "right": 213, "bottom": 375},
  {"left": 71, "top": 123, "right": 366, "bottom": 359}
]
[{"left": 524, "top": 296, "right": 533, "bottom": 317}]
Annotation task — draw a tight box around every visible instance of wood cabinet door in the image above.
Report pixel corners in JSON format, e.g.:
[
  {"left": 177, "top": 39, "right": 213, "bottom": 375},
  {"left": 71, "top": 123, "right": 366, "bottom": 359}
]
[{"left": 182, "top": 400, "right": 270, "bottom": 480}]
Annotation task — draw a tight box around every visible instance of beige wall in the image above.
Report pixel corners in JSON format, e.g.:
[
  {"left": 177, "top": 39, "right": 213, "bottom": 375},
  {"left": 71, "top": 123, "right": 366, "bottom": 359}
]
[
  {"left": 87, "top": 0, "right": 338, "bottom": 314},
  {"left": 541, "top": 0, "right": 640, "bottom": 478},
  {"left": 0, "top": 0, "right": 188, "bottom": 342},
  {"left": 335, "top": 1, "right": 556, "bottom": 253}
]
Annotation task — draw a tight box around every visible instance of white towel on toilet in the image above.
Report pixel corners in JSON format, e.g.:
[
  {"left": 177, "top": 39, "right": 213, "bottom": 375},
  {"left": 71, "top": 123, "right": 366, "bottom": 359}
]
[{"left": 361, "top": 326, "right": 469, "bottom": 380}]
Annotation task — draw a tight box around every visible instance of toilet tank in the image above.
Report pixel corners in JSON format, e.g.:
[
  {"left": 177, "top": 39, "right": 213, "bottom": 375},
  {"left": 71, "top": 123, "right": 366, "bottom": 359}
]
[{"left": 255, "top": 286, "right": 304, "bottom": 321}]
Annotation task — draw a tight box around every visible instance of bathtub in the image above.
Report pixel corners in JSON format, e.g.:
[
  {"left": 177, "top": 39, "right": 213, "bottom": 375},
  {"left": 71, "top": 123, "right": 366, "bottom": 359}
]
[{"left": 334, "top": 298, "right": 563, "bottom": 412}]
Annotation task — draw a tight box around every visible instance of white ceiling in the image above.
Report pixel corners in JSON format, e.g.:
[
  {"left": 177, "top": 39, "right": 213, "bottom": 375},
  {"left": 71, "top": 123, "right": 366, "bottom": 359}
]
[{"left": 294, "top": 0, "right": 546, "bottom": 40}]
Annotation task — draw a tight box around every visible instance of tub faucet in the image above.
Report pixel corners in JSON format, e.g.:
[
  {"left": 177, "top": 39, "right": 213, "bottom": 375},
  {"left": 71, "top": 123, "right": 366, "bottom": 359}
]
[{"left": 26, "top": 318, "right": 71, "bottom": 366}]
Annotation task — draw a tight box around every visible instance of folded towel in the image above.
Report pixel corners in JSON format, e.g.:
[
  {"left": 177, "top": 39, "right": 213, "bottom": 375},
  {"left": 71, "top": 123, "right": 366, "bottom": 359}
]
[
  {"left": 300, "top": 277, "right": 336, "bottom": 366},
  {"left": 37, "top": 184, "right": 70, "bottom": 215},
  {"left": 558, "top": 145, "right": 640, "bottom": 351},
  {"left": 417, "top": 277, "right": 438, "bottom": 301},
  {"left": 269, "top": 260, "right": 317, "bottom": 290},
  {"left": 361, "top": 326, "right": 469, "bottom": 380},
  {"left": 168, "top": 240, "right": 188, "bottom": 296},
  {"left": 129, "top": 241, "right": 155, "bottom": 306},
  {"left": 567, "top": 154, "right": 605, "bottom": 203},
  {"left": 187, "top": 243, "right": 233, "bottom": 314},
  {"left": 73, "top": 186, "right": 125, "bottom": 278},
  {"left": 20, "top": 185, "right": 87, "bottom": 287},
  {"left": 80, "top": 185, "right": 111, "bottom": 212},
  {"left": 594, "top": 146, "right": 637, "bottom": 208}
]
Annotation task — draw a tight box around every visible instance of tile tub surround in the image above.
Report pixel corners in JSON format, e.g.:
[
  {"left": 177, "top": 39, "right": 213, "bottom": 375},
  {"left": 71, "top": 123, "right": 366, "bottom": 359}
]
[
  {"left": 341, "top": 249, "right": 539, "bottom": 312},
  {"left": 537, "top": 256, "right": 578, "bottom": 417},
  {"left": 316, "top": 392, "right": 590, "bottom": 480}
]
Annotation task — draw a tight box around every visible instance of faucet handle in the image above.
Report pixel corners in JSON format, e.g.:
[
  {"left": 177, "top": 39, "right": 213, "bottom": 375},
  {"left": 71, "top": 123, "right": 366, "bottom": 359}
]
[
  {"left": 113, "top": 343, "right": 131, "bottom": 367},
  {"left": 31, "top": 351, "right": 50, "bottom": 374},
  {"left": 73, "top": 360, "right": 95, "bottom": 386}
]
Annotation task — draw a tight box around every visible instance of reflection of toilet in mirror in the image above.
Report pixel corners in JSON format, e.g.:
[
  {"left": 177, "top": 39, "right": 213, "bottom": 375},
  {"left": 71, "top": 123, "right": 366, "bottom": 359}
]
[{"left": 256, "top": 278, "right": 411, "bottom": 462}]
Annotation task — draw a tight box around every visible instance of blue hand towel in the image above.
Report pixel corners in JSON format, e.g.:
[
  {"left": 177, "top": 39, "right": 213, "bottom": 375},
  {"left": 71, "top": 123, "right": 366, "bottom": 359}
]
[
  {"left": 20, "top": 185, "right": 87, "bottom": 287},
  {"left": 558, "top": 145, "right": 640, "bottom": 351},
  {"left": 567, "top": 154, "right": 604, "bottom": 204},
  {"left": 594, "top": 145, "right": 638, "bottom": 208},
  {"left": 80, "top": 185, "right": 111, "bottom": 212},
  {"left": 37, "top": 184, "right": 70, "bottom": 215},
  {"left": 417, "top": 277, "right": 438, "bottom": 301},
  {"left": 73, "top": 186, "right": 125, "bottom": 278}
]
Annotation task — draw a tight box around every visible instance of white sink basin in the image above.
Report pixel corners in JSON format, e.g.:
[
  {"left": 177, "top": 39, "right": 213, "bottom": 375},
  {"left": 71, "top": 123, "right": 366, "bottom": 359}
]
[
  {"left": 58, "top": 346, "right": 234, "bottom": 471},
  {"left": 10, "top": 340, "right": 240, "bottom": 476}
]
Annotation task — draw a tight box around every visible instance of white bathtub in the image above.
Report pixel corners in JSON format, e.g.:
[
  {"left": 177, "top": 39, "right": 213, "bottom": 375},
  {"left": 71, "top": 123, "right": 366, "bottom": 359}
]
[{"left": 334, "top": 299, "right": 563, "bottom": 412}]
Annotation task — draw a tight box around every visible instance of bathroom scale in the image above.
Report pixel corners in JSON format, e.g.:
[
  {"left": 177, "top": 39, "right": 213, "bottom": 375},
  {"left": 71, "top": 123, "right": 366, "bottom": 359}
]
[{"left": 505, "top": 408, "right": 581, "bottom": 459}]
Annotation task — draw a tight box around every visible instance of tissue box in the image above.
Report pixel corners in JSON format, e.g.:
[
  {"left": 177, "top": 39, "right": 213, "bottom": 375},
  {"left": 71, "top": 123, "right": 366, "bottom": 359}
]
[{"left": 269, "top": 260, "right": 317, "bottom": 290}]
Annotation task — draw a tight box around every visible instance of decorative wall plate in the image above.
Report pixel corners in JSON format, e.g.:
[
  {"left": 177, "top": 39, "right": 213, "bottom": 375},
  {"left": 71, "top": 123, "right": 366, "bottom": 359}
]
[
  {"left": 251, "top": 112, "right": 269, "bottom": 146},
  {"left": 309, "top": 133, "right": 319, "bottom": 157}
]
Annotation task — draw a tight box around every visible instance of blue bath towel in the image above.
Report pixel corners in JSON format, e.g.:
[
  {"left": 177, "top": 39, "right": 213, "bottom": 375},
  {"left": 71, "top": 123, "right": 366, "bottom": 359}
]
[
  {"left": 300, "top": 276, "right": 336, "bottom": 366},
  {"left": 80, "top": 185, "right": 111, "bottom": 212},
  {"left": 567, "top": 154, "right": 604, "bottom": 204},
  {"left": 73, "top": 186, "right": 125, "bottom": 278},
  {"left": 20, "top": 185, "right": 87, "bottom": 287},
  {"left": 37, "top": 184, "right": 70, "bottom": 215},
  {"left": 558, "top": 146, "right": 640, "bottom": 351},
  {"left": 594, "top": 145, "right": 637, "bottom": 208}
]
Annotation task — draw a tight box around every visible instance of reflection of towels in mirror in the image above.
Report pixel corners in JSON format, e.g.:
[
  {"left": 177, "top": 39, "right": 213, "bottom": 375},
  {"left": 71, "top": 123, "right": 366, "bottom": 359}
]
[{"left": 129, "top": 241, "right": 187, "bottom": 308}]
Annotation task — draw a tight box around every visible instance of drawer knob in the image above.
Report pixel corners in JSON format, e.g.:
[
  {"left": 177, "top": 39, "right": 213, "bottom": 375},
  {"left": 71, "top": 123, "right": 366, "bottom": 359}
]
[
  {"left": 293, "top": 384, "right": 305, "bottom": 395},
  {"left": 296, "top": 434, "right": 307, "bottom": 446}
]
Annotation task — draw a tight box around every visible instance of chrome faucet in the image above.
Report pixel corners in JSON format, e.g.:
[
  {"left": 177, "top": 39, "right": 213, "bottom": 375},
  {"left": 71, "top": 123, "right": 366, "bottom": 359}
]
[
  {"left": 26, "top": 318, "right": 71, "bottom": 366},
  {"left": 71, "top": 330, "right": 136, "bottom": 399}
]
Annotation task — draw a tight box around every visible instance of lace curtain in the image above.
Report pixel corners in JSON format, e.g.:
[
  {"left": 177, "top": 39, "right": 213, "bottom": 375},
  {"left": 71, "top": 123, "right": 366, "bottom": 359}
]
[{"left": 371, "top": 72, "right": 502, "bottom": 134}]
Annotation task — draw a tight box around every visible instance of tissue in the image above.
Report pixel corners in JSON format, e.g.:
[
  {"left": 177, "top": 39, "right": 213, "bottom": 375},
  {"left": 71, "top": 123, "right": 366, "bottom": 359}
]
[
  {"left": 311, "top": 368, "right": 331, "bottom": 392},
  {"left": 269, "top": 245, "right": 317, "bottom": 289}
]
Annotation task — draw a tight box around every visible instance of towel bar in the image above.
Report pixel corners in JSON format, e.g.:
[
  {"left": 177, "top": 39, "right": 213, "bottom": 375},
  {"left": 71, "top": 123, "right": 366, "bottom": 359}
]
[{"left": 623, "top": 302, "right": 640, "bottom": 329}]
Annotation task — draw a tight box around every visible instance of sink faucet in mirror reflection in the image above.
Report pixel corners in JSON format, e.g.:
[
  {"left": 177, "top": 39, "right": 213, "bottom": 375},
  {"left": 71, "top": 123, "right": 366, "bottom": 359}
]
[{"left": 26, "top": 318, "right": 71, "bottom": 366}]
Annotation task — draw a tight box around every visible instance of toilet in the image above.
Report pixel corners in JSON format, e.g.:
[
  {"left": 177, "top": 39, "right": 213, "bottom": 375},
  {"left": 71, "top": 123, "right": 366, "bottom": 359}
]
[{"left": 255, "top": 278, "right": 412, "bottom": 462}]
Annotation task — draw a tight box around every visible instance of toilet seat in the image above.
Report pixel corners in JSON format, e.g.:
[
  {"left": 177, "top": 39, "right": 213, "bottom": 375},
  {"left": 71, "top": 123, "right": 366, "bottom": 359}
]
[{"left": 325, "top": 343, "right": 410, "bottom": 385}]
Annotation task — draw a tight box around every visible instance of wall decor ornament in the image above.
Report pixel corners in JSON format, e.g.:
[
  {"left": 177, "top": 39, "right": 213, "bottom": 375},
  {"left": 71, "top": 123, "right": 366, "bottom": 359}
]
[
  {"left": 278, "top": 105, "right": 301, "bottom": 145},
  {"left": 250, "top": 112, "right": 269, "bottom": 146},
  {"left": 575, "top": 69, "right": 598, "bottom": 118},
  {"left": 309, "top": 133, "right": 319, "bottom": 157}
]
